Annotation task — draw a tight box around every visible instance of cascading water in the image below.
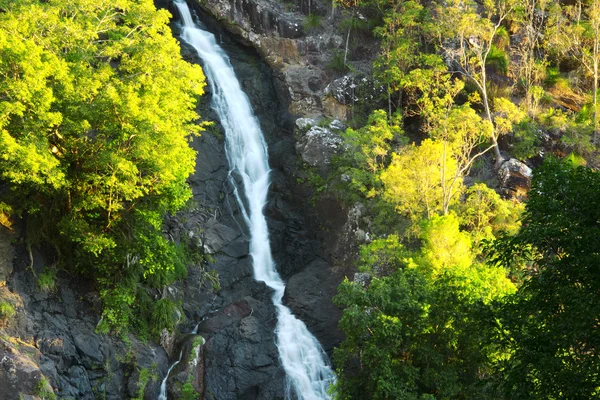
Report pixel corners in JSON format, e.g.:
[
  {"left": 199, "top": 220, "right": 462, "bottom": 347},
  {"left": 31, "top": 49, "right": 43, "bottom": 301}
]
[
  {"left": 158, "top": 350, "right": 182, "bottom": 400},
  {"left": 174, "top": 1, "right": 336, "bottom": 398}
]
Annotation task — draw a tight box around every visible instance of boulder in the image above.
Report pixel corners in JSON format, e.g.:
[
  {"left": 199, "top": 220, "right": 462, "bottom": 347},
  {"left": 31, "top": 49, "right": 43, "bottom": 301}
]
[
  {"left": 324, "top": 73, "right": 385, "bottom": 106},
  {"left": 499, "top": 158, "right": 533, "bottom": 199},
  {"left": 295, "top": 125, "right": 344, "bottom": 173}
]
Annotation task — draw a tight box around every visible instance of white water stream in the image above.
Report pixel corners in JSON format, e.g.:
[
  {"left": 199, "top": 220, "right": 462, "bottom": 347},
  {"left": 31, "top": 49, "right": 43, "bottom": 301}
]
[
  {"left": 157, "top": 350, "right": 182, "bottom": 400},
  {"left": 174, "top": 1, "right": 336, "bottom": 399}
]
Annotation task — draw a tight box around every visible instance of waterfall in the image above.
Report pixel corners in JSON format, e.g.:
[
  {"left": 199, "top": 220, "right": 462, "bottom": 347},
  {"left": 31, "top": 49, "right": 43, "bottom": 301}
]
[
  {"left": 158, "top": 350, "right": 183, "bottom": 400},
  {"left": 174, "top": 1, "right": 336, "bottom": 399}
]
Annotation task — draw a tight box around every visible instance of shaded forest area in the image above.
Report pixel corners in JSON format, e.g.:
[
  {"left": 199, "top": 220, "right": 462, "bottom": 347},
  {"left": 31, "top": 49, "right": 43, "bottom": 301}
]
[{"left": 323, "top": 0, "right": 600, "bottom": 398}]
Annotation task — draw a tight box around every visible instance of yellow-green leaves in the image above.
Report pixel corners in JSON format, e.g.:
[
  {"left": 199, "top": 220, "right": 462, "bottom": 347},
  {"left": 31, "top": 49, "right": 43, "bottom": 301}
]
[
  {"left": 382, "top": 139, "right": 461, "bottom": 221},
  {"left": 0, "top": 0, "right": 206, "bottom": 333}
]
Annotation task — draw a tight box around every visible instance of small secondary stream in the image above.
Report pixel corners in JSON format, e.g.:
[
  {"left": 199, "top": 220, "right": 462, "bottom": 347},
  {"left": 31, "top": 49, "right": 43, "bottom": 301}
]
[{"left": 174, "top": 1, "right": 336, "bottom": 399}]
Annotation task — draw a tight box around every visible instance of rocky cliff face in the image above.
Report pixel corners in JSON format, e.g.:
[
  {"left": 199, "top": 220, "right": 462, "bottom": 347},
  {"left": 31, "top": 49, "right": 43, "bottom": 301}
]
[
  {"left": 166, "top": 17, "right": 345, "bottom": 397},
  {"left": 0, "top": 2, "right": 348, "bottom": 398},
  {"left": 175, "top": 0, "right": 380, "bottom": 120}
]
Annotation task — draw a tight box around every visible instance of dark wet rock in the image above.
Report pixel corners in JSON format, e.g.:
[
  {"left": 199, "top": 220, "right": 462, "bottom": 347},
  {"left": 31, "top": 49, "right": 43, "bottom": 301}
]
[
  {"left": 0, "top": 244, "right": 169, "bottom": 400},
  {"left": 0, "top": 337, "right": 49, "bottom": 400},
  {"left": 283, "top": 258, "right": 344, "bottom": 354}
]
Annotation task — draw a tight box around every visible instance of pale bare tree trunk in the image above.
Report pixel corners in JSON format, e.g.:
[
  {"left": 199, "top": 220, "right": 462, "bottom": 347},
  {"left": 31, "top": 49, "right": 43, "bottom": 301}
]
[{"left": 344, "top": 13, "right": 353, "bottom": 65}]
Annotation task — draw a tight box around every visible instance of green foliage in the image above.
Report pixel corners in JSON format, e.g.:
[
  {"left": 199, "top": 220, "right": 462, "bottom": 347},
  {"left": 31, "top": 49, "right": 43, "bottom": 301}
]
[
  {"left": 0, "top": 0, "right": 206, "bottom": 333},
  {"left": 492, "top": 159, "right": 600, "bottom": 399},
  {"left": 381, "top": 139, "right": 461, "bottom": 222},
  {"left": 357, "top": 234, "right": 409, "bottom": 276},
  {"left": 132, "top": 368, "right": 152, "bottom": 400},
  {"left": 565, "top": 152, "right": 587, "bottom": 167},
  {"left": 487, "top": 45, "right": 509, "bottom": 75},
  {"left": 326, "top": 51, "right": 350, "bottom": 75},
  {"left": 419, "top": 213, "right": 473, "bottom": 273},
  {"left": 334, "top": 254, "right": 512, "bottom": 400},
  {"left": 511, "top": 119, "right": 543, "bottom": 160},
  {"left": 34, "top": 377, "right": 56, "bottom": 400},
  {"left": 338, "top": 15, "right": 372, "bottom": 39},
  {"left": 459, "top": 183, "right": 523, "bottom": 245},
  {"left": 302, "top": 13, "right": 322, "bottom": 33},
  {"left": 181, "top": 378, "right": 200, "bottom": 400},
  {"left": 37, "top": 269, "right": 56, "bottom": 293},
  {"left": 373, "top": 0, "right": 429, "bottom": 99},
  {"left": 0, "top": 300, "right": 15, "bottom": 322},
  {"left": 337, "top": 109, "right": 403, "bottom": 200},
  {"left": 538, "top": 107, "right": 595, "bottom": 155},
  {"left": 150, "top": 298, "right": 180, "bottom": 336}
]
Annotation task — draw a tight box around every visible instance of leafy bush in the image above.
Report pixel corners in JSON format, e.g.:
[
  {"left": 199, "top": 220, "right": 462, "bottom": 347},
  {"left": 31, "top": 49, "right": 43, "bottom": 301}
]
[
  {"left": 487, "top": 44, "right": 509, "bottom": 75},
  {"left": 150, "top": 298, "right": 180, "bottom": 336},
  {"left": 181, "top": 379, "right": 199, "bottom": 400},
  {"left": 34, "top": 377, "right": 56, "bottom": 400},
  {"left": 0, "top": 301, "right": 15, "bottom": 322},
  {"left": 302, "top": 13, "right": 322, "bottom": 33},
  {"left": 326, "top": 51, "right": 349, "bottom": 75},
  {"left": 37, "top": 269, "right": 56, "bottom": 293},
  {"left": 511, "top": 119, "right": 543, "bottom": 160}
]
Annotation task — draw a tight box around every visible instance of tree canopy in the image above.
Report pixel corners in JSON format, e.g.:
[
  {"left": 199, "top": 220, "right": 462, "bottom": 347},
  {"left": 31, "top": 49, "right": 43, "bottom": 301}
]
[{"left": 0, "top": 0, "right": 206, "bottom": 333}]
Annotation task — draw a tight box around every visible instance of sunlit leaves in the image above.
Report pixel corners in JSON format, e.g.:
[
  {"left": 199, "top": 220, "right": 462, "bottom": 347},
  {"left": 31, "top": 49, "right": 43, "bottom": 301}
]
[
  {"left": 381, "top": 139, "right": 460, "bottom": 222},
  {"left": 0, "top": 0, "right": 206, "bottom": 332}
]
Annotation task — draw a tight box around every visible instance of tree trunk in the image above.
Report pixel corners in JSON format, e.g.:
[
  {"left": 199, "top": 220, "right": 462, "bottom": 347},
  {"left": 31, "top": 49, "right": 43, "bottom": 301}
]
[
  {"left": 344, "top": 13, "right": 353, "bottom": 65},
  {"left": 482, "top": 87, "right": 504, "bottom": 167}
]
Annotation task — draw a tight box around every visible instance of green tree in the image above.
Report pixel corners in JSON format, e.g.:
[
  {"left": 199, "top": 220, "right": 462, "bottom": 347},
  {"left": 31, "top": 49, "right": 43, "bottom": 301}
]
[
  {"left": 334, "top": 234, "right": 514, "bottom": 400},
  {"left": 433, "top": 0, "right": 518, "bottom": 166},
  {"left": 338, "top": 109, "right": 404, "bottom": 199},
  {"left": 0, "top": 0, "right": 205, "bottom": 332},
  {"left": 459, "top": 183, "right": 523, "bottom": 245},
  {"left": 512, "top": 0, "right": 550, "bottom": 115},
  {"left": 493, "top": 159, "right": 600, "bottom": 399},
  {"left": 403, "top": 60, "right": 495, "bottom": 214},
  {"left": 381, "top": 139, "right": 461, "bottom": 222},
  {"left": 546, "top": 0, "right": 600, "bottom": 141},
  {"left": 373, "top": 0, "right": 430, "bottom": 116}
]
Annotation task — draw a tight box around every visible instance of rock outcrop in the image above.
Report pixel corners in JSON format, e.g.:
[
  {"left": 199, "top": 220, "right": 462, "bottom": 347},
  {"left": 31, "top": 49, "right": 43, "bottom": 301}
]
[
  {"left": 499, "top": 158, "right": 533, "bottom": 199},
  {"left": 295, "top": 118, "right": 345, "bottom": 174},
  {"left": 180, "top": 0, "right": 379, "bottom": 120}
]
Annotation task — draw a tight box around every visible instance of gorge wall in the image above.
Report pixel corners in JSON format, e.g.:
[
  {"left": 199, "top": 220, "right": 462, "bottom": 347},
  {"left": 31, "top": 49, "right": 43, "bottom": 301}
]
[{"left": 0, "top": 0, "right": 357, "bottom": 398}]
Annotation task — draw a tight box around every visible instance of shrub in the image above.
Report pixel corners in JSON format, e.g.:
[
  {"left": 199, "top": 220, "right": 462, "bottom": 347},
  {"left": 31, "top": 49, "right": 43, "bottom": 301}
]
[
  {"left": 326, "top": 51, "right": 349, "bottom": 75},
  {"left": 0, "top": 301, "right": 15, "bottom": 322},
  {"left": 132, "top": 368, "right": 151, "bottom": 400},
  {"left": 34, "top": 377, "right": 56, "bottom": 400},
  {"left": 150, "top": 298, "right": 180, "bottom": 336},
  {"left": 302, "top": 13, "right": 322, "bottom": 33},
  {"left": 37, "top": 269, "right": 56, "bottom": 292}
]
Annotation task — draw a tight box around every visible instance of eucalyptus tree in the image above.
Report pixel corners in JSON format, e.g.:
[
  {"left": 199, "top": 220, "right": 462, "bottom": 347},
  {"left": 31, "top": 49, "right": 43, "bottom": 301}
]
[
  {"left": 546, "top": 0, "right": 600, "bottom": 141},
  {"left": 512, "top": 0, "right": 550, "bottom": 115},
  {"left": 433, "top": 0, "right": 519, "bottom": 166},
  {"left": 403, "top": 59, "right": 495, "bottom": 215}
]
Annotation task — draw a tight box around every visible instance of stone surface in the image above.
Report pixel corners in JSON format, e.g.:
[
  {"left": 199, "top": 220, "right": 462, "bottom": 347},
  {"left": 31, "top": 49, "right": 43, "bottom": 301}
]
[
  {"left": 295, "top": 125, "right": 344, "bottom": 172},
  {"left": 498, "top": 158, "right": 533, "bottom": 199},
  {"left": 324, "top": 73, "right": 385, "bottom": 106},
  {"left": 283, "top": 258, "right": 344, "bottom": 354},
  {"left": 0, "top": 2, "right": 350, "bottom": 399}
]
